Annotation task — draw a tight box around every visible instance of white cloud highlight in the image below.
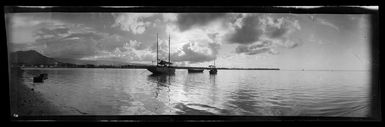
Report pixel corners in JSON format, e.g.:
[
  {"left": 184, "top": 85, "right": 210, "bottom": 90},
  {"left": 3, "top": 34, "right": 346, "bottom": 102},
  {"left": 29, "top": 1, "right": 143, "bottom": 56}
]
[{"left": 113, "top": 13, "right": 157, "bottom": 34}]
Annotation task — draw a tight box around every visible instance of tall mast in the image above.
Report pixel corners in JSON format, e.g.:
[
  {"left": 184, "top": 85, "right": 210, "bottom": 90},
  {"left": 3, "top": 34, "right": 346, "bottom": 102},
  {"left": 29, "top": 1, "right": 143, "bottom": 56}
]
[
  {"left": 156, "top": 33, "right": 158, "bottom": 66},
  {"left": 169, "top": 34, "right": 171, "bottom": 64}
]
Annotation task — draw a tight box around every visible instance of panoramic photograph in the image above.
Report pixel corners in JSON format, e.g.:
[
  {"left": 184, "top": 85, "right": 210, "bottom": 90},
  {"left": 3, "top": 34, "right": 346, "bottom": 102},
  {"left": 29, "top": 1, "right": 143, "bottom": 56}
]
[{"left": 6, "top": 7, "right": 375, "bottom": 118}]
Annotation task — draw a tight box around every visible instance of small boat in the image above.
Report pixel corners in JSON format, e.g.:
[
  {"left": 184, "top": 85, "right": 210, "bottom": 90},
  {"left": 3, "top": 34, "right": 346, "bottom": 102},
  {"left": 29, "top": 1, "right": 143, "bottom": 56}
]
[
  {"left": 40, "top": 73, "right": 48, "bottom": 79},
  {"left": 209, "top": 68, "right": 217, "bottom": 74},
  {"left": 188, "top": 69, "right": 204, "bottom": 73},
  {"left": 209, "top": 60, "right": 217, "bottom": 74},
  {"left": 33, "top": 76, "right": 43, "bottom": 83}
]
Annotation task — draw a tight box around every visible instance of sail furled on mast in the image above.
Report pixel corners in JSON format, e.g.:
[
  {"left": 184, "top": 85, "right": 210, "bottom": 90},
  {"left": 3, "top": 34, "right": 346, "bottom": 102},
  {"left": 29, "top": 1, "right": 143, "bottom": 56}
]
[
  {"left": 156, "top": 33, "right": 159, "bottom": 66},
  {"left": 169, "top": 34, "right": 171, "bottom": 64}
]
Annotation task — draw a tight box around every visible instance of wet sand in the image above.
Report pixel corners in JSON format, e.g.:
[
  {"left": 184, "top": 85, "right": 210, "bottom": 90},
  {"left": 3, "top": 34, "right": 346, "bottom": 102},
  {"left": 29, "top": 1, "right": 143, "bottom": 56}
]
[{"left": 9, "top": 68, "right": 62, "bottom": 116}]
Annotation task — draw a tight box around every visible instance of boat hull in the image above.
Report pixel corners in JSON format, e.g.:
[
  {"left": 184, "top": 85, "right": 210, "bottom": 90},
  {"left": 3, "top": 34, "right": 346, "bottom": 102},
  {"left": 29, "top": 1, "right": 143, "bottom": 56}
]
[
  {"left": 147, "top": 66, "right": 175, "bottom": 74},
  {"left": 33, "top": 76, "right": 43, "bottom": 83},
  {"left": 188, "top": 69, "right": 204, "bottom": 73},
  {"left": 209, "top": 69, "right": 217, "bottom": 74}
]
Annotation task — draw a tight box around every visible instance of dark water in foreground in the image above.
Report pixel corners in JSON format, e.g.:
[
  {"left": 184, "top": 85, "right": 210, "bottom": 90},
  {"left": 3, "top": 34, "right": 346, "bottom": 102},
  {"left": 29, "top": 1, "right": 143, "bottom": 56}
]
[{"left": 16, "top": 68, "right": 370, "bottom": 116}]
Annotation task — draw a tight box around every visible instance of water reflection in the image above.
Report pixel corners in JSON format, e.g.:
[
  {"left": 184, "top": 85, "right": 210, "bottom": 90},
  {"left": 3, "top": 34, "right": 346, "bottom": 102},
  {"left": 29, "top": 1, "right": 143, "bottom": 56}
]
[
  {"left": 15, "top": 69, "right": 370, "bottom": 116},
  {"left": 173, "top": 72, "right": 227, "bottom": 115},
  {"left": 208, "top": 74, "right": 218, "bottom": 106},
  {"left": 227, "top": 88, "right": 262, "bottom": 115},
  {"left": 144, "top": 74, "right": 176, "bottom": 114},
  {"left": 147, "top": 74, "right": 175, "bottom": 98}
]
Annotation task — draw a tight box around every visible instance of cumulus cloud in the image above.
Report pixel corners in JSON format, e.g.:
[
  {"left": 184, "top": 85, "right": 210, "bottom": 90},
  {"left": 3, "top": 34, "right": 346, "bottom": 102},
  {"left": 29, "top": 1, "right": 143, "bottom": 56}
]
[
  {"left": 160, "top": 14, "right": 231, "bottom": 64},
  {"left": 171, "top": 41, "right": 220, "bottom": 64},
  {"left": 236, "top": 46, "right": 274, "bottom": 55},
  {"left": 9, "top": 13, "right": 307, "bottom": 65},
  {"left": 176, "top": 13, "right": 227, "bottom": 31},
  {"left": 113, "top": 13, "right": 156, "bottom": 34},
  {"left": 235, "top": 40, "right": 275, "bottom": 55},
  {"left": 34, "top": 23, "right": 150, "bottom": 60},
  {"left": 127, "top": 40, "right": 147, "bottom": 50}
]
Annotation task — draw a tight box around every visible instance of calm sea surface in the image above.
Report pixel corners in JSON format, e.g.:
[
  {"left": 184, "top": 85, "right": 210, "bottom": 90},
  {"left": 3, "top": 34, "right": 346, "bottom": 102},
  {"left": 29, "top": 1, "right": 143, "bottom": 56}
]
[{"left": 18, "top": 68, "right": 371, "bottom": 116}]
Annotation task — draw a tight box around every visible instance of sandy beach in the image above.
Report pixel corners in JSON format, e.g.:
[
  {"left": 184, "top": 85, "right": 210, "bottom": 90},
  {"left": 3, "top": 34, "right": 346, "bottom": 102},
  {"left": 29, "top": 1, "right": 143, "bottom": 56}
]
[{"left": 9, "top": 68, "right": 62, "bottom": 116}]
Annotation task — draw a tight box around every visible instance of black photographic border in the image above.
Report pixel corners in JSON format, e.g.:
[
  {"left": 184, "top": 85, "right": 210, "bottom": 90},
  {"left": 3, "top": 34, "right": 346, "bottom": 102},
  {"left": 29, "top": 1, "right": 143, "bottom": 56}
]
[{"left": 1, "top": 5, "right": 381, "bottom": 124}]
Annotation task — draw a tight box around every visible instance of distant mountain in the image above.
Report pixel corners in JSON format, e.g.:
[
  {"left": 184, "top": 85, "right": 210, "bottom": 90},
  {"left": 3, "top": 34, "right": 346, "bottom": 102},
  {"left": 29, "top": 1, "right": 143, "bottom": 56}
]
[
  {"left": 9, "top": 50, "right": 59, "bottom": 65},
  {"left": 9, "top": 50, "right": 145, "bottom": 66}
]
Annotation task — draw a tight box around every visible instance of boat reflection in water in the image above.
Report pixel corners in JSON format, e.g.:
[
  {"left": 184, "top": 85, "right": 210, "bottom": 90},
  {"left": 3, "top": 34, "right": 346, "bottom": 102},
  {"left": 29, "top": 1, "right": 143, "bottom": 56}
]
[{"left": 147, "top": 74, "right": 174, "bottom": 98}]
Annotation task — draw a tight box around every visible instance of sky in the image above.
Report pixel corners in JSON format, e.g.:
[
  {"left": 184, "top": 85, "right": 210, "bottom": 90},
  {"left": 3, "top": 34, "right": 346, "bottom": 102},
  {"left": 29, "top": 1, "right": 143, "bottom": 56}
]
[{"left": 6, "top": 13, "right": 371, "bottom": 70}]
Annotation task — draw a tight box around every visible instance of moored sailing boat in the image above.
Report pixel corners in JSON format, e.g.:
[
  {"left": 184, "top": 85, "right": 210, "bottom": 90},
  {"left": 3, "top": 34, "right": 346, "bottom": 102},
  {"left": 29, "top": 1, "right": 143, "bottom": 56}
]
[
  {"left": 147, "top": 34, "right": 175, "bottom": 74},
  {"left": 209, "top": 60, "right": 217, "bottom": 74}
]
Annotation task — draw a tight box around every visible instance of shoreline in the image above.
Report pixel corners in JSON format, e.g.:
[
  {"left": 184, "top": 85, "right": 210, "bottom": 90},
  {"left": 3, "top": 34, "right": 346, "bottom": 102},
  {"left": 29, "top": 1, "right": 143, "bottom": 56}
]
[
  {"left": 19, "top": 66, "right": 280, "bottom": 70},
  {"left": 9, "top": 68, "right": 62, "bottom": 117}
]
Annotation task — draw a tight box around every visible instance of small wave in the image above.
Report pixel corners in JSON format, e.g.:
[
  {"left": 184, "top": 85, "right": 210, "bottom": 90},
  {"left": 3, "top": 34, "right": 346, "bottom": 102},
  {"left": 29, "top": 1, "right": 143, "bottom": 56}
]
[
  {"left": 62, "top": 105, "right": 88, "bottom": 115},
  {"left": 186, "top": 103, "right": 224, "bottom": 112},
  {"left": 174, "top": 103, "right": 217, "bottom": 115}
]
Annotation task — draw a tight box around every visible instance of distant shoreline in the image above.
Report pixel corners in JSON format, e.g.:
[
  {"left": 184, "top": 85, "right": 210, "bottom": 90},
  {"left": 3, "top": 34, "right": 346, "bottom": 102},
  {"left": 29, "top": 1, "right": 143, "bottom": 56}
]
[
  {"left": 20, "top": 67, "right": 369, "bottom": 71},
  {"left": 19, "top": 66, "right": 280, "bottom": 70},
  {"left": 18, "top": 67, "right": 371, "bottom": 72}
]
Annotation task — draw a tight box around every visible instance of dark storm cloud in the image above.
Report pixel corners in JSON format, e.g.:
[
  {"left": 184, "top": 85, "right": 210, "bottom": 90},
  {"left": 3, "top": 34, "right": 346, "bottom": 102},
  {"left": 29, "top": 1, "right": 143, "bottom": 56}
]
[
  {"left": 227, "top": 15, "right": 263, "bottom": 44},
  {"left": 227, "top": 15, "right": 302, "bottom": 56},
  {"left": 227, "top": 15, "right": 301, "bottom": 44},
  {"left": 176, "top": 13, "right": 227, "bottom": 31}
]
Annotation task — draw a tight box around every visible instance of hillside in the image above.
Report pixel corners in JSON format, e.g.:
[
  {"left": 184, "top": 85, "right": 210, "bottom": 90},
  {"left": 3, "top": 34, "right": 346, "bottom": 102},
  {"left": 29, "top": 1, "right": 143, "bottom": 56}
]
[
  {"left": 9, "top": 50, "right": 59, "bottom": 65},
  {"left": 9, "top": 50, "right": 136, "bottom": 66}
]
